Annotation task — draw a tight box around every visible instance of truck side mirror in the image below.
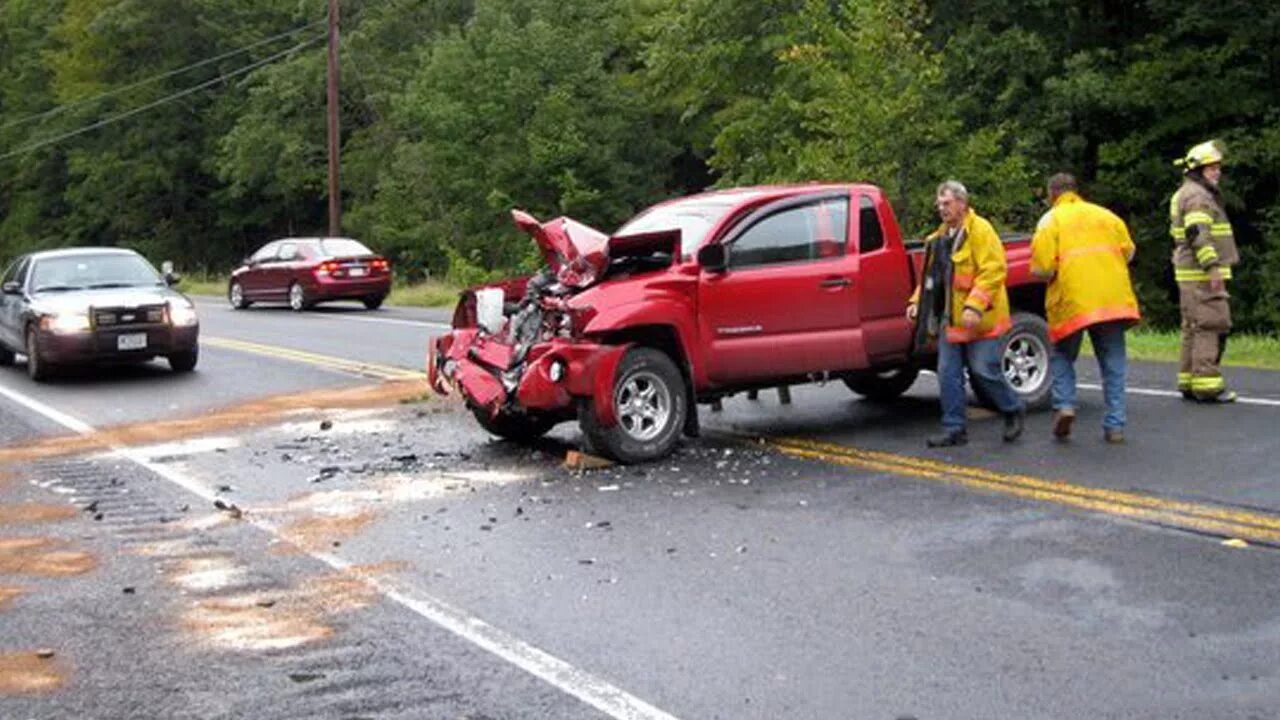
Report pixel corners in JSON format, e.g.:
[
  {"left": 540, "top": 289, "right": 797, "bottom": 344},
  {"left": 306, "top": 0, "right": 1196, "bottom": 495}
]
[{"left": 697, "top": 244, "right": 727, "bottom": 273}]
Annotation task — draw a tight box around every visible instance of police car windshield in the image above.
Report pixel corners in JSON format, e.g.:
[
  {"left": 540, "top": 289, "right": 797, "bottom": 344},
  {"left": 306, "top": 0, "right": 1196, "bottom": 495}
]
[{"left": 30, "top": 254, "right": 162, "bottom": 293}]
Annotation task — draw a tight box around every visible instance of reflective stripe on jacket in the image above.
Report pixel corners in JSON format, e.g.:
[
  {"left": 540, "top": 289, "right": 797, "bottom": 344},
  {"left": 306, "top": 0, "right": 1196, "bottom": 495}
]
[
  {"left": 910, "top": 208, "right": 1011, "bottom": 344},
  {"left": 1170, "top": 178, "right": 1238, "bottom": 281},
  {"left": 1030, "top": 191, "right": 1140, "bottom": 343}
]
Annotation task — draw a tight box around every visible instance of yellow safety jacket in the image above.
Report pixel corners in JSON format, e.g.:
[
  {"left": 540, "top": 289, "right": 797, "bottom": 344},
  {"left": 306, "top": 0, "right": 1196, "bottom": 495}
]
[
  {"left": 1030, "top": 191, "right": 1141, "bottom": 343},
  {"left": 1170, "top": 178, "right": 1238, "bottom": 282},
  {"left": 911, "top": 208, "right": 1011, "bottom": 344}
]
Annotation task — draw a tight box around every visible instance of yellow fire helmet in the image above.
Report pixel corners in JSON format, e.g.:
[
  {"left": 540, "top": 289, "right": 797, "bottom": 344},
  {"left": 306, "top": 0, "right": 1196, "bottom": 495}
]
[{"left": 1175, "top": 140, "right": 1225, "bottom": 171}]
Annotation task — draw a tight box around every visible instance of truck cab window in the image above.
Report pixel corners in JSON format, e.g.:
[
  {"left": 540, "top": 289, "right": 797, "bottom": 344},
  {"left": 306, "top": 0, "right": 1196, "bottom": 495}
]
[
  {"left": 859, "top": 195, "right": 885, "bottom": 253},
  {"left": 730, "top": 198, "right": 849, "bottom": 269}
]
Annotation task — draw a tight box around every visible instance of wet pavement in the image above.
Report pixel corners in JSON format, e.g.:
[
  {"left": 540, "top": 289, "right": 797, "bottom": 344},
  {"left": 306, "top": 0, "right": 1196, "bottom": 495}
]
[{"left": 0, "top": 300, "right": 1277, "bottom": 719}]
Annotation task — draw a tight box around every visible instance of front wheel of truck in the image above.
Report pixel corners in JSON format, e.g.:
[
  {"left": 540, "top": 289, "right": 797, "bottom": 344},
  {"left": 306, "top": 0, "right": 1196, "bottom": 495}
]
[
  {"left": 581, "top": 347, "right": 687, "bottom": 464},
  {"left": 471, "top": 406, "right": 558, "bottom": 442}
]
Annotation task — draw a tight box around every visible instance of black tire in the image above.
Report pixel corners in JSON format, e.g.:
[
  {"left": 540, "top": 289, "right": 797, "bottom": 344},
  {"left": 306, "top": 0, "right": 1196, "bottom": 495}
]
[
  {"left": 0, "top": 344, "right": 14, "bottom": 366},
  {"left": 25, "top": 326, "right": 53, "bottom": 382},
  {"left": 168, "top": 347, "right": 199, "bottom": 373},
  {"left": 362, "top": 295, "right": 385, "bottom": 310},
  {"left": 842, "top": 364, "right": 920, "bottom": 402},
  {"left": 228, "top": 281, "right": 251, "bottom": 309},
  {"left": 580, "top": 347, "right": 687, "bottom": 464},
  {"left": 471, "top": 406, "right": 557, "bottom": 442},
  {"left": 973, "top": 311, "right": 1052, "bottom": 411}
]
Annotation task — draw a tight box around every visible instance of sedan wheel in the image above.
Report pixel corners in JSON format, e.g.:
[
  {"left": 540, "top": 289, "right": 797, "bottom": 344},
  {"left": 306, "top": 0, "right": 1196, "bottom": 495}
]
[
  {"left": 25, "top": 327, "right": 51, "bottom": 382},
  {"left": 228, "top": 281, "right": 249, "bottom": 309},
  {"left": 288, "top": 282, "right": 308, "bottom": 312}
]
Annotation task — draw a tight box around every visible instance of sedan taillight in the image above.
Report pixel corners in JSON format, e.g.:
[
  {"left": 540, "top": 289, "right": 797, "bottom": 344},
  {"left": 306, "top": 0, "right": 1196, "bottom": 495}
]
[
  {"left": 315, "top": 261, "right": 340, "bottom": 276},
  {"left": 371, "top": 258, "right": 390, "bottom": 273}
]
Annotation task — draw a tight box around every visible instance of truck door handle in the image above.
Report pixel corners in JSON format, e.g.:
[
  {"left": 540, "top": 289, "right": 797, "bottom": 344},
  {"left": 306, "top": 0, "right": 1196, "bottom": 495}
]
[{"left": 820, "top": 277, "right": 852, "bottom": 289}]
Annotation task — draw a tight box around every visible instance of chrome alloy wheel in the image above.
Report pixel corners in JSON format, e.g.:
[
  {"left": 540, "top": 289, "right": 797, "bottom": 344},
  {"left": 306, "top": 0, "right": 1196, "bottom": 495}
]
[
  {"left": 288, "top": 282, "right": 305, "bottom": 311},
  {"left": 1003, "top": 332, "right": 1049, "bottom": 396},
  {"left": 229, "top": 282, "right": 244, "bottom": 309},
  {"left": 615, "top": 370, "right": 672, "bottom": 442}
]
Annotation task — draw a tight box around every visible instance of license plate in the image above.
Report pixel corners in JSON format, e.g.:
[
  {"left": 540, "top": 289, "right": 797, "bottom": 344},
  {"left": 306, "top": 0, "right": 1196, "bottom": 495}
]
[
  {"left": 117, "top": 333, "right": 147, "bottom": 351},
  {"left": 348, "top": 266, "right": 367, "bottom": 277}
]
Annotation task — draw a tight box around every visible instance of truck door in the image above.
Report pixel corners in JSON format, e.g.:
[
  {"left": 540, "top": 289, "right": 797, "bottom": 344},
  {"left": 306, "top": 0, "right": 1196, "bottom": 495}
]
[
  {"left": 853, "top": 193, "right": 915, "bottom": 364},
  {"left": 699, "top": 192, "right": 862, "bottom": 384}
]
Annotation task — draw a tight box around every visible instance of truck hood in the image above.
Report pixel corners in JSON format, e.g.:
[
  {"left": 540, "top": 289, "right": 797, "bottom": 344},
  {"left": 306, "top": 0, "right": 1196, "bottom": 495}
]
[{"left": 510, "top": 210, "right": 681, "bottom": 290}]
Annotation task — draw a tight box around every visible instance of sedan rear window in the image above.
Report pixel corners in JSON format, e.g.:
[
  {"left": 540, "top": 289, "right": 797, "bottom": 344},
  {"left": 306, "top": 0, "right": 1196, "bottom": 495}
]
[
  {"left": 30, "top": 254, "right": 162, "bottom": 292},
  {"left": 319, "top": 239, "right": 374, "bottom": 257}
]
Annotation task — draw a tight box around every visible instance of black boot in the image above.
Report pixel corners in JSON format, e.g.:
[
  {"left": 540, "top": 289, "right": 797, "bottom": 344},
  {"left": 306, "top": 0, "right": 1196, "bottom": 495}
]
[
  {"left": 927, "top": 429, "right": 968, "bottom": 447},
  {"left": 1002, "top": 408, "right": 1025, "bottom": 442}
]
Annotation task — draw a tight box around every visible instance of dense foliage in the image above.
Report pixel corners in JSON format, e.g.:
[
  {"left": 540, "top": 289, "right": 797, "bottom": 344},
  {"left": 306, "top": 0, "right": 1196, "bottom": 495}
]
[{"left": 1, "top": 0, "right": 1276, "bottom": 330}]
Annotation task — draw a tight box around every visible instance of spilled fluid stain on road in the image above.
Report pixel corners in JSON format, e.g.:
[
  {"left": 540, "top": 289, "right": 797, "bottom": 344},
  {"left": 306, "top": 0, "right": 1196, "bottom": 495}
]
[
  {"left": 0, "top": 379, "right": 431, "bottom": 465},
  {"left": 180, "top": 565, "right": 394, "bottom": 652},
  {"left": 0, "top": 538, "right": 96, "bottom": 576},
  {"left": 0, "top": 652, "right": 65, "bottom": 694},
  {"left": 276, "top": 510, "right": 377, "bottom": 554},
  {"left": 0, "top": 585, "right": 24, "bottom": 610},
  {"left": 0, "top": 504, "right": 78, "bottom": 525}
]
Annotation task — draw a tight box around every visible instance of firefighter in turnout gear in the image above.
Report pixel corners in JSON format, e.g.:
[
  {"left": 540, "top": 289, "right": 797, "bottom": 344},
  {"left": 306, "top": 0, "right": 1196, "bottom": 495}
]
[{"left": 1170, "top": 140, "right": 1238, "bottom": 403}]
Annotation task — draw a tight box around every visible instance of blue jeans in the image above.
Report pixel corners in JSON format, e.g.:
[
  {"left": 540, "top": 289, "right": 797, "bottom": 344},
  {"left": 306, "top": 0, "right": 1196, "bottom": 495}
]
[
  {"left": 937, "top": 332, "right": 1023, "bottom": 433},
  {"left": 1051, "top": 320, "right": 1128, "bottom": 430}
]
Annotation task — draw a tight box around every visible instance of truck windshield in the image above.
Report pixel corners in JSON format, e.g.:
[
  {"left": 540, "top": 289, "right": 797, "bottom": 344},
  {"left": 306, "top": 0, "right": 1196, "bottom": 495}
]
[
  {"left": 30, "top": 254, "right": 162, "bottom": 293},
  {"left": 616, "top": 195, "right": 756, "bottom": 255}
]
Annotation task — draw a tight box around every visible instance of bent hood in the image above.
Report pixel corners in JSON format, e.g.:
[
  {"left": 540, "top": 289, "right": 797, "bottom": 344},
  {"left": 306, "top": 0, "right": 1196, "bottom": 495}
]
[
  {"left": 510, "top": 210, "right": 682, "bottom": 290},
  {"left": 511, "top": 210, "right": 609, "bottom": 289}
]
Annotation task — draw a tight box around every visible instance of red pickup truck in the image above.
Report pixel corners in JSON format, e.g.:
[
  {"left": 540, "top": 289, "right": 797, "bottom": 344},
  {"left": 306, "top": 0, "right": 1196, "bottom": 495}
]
[{"left": 429, "top": 184, "right": 1050, "bottom": 463}]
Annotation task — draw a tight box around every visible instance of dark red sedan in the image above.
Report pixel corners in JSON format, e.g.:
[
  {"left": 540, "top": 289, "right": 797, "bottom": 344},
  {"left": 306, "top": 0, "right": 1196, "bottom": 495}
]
[{"left": 228, "top": 238, "right": 392, "bottom": 311}]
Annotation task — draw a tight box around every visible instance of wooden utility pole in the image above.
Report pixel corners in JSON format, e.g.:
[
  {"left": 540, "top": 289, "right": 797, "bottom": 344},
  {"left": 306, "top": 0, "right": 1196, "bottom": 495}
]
[{"left": 325, "top": 0, "right": 342, "bottom": 237}]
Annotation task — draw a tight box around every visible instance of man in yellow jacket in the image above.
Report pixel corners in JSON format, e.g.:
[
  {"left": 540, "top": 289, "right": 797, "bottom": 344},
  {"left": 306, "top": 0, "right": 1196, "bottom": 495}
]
[
  {"left": 909, "top": 180, "right": 1024, "bottom": 447},
  {"left": 1030, "top": 173, "right": 1140, "bottom": 443},
  {"left": 1170, "top": 140, "right": 1238, "bottom": 403}
]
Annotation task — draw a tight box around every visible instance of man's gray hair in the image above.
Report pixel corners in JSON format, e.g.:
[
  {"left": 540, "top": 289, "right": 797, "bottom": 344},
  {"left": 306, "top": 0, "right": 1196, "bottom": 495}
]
[
  {"left": 936, "top": 180, "right": 969, "bottom": 203},
  {"left": 1047, "top": 172, "right": 1077, "bottom": 197}
]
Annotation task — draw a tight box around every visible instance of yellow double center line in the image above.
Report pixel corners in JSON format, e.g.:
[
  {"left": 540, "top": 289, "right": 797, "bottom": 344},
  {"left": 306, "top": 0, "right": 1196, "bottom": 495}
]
[
  {"left": 203, "top": 336, "right": 425, "bottom": 382},
  {"left": 763, "top": 436, "right": 1280, "bottom": 547}
]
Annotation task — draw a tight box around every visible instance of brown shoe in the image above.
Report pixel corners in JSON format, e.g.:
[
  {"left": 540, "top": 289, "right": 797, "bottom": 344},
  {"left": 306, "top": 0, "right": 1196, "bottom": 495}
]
[
  {"left": 1104, "top": 428, "right": 1125, "bottom": 444},
  {"left": 1052, "top": 409, "right": 1075, "bottom": 440}
]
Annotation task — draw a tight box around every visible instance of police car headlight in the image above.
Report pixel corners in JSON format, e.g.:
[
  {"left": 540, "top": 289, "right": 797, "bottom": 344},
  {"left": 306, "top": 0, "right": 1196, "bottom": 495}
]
[
  {"left": 43, "top": 312, "right": 91, "bottom": 334},
  {"left": 548, "top": 359, "right": 566, "bottom": 383},
  {"left": 168, "top": 300, "right": 199, "bottom": 327}
]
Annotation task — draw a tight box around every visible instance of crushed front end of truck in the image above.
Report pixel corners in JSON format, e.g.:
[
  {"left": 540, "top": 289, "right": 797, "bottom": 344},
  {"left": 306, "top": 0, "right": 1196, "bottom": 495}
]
[{"left": 428, "top": 210, "right": 686, "bottom": 458}]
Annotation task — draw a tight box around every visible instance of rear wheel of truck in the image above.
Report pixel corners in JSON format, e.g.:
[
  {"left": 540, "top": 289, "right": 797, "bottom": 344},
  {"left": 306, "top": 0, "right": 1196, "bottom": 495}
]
[
  {"left": 581, "top": 347, "right": 687, "bottom": 464},
  {"left": 973, "top": 311, "right": 1052, "bottom": 411},
  {"left": 842, "top": 364, "right": 919, "bottom": 402},
  {"left": 471, "top": 406, "right": 558, "bottom": 442}
]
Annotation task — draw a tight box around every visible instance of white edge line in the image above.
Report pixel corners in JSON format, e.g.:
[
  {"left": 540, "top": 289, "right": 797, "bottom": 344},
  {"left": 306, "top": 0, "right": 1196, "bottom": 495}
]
[
  {"left": 0, "top": 381, "right": 680, "bottom": 720},
  {"left": 1076, "top": 383, "right": 1280, "bottom": 407},
  {"left": 920, "top": 370, "right": 1280, "bottom": 408}
]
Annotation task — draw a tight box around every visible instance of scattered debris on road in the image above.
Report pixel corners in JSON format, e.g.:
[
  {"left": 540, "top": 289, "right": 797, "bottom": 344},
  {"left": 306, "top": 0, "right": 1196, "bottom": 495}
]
[
  {"left": 213, "top": 499, "right": 243, "bottom": 520},
  {"left": 564, "top": 450, "right": 614, "bottom": 472}
]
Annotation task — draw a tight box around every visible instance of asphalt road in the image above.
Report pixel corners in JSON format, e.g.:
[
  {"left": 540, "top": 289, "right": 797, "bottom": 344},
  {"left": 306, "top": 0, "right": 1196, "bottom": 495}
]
[{"left": 1, "top": 295, "right": 1277, "bottom": 719}]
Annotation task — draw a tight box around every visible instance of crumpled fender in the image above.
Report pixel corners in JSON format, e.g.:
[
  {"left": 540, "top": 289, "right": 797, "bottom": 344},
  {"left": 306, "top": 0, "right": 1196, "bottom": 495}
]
[{"left": 588, "top": 344, "right": 631, "bottom": 429}]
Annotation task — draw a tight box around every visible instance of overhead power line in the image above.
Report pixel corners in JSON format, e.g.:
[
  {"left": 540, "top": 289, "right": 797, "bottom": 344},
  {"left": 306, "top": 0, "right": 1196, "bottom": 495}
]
[
  {"left": 0, "top": 19, "right": 324, "bottom": 132},
  {"left": 0, "top": 34, "right": 325, "bottom": 162}
]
